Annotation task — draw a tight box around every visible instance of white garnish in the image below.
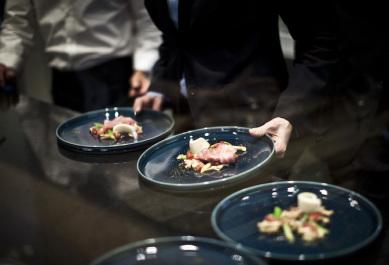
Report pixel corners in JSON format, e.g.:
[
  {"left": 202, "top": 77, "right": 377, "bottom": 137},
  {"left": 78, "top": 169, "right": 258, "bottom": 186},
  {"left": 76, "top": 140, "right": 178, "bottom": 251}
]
[
  {"left": 297, "top": 192, "right": 322, "bottom": 213},
  {"left": 189, "top": 137, "right": 210, "bottom": 155},
  {"left": 112, "top": 124, "right": 138, "bottom": 139}
]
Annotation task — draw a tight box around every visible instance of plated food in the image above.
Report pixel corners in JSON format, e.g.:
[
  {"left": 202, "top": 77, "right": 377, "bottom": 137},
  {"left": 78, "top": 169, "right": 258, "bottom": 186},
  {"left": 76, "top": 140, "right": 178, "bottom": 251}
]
[
  {"left": 176, "top": 137, "right": 247, "bottom": 173},
  {"left": 89, "top": 115, "right": 142, "bottom": 141},
  {"left": 211, "top": 181, "right": 383, "bottom": 261},
  {"left": 137, "top": 127, "right": 274, "bottom": 191},
  {"left": 56, "top": 107, "right": 174, "bottom": 153},
  {"left": 257, "top": 192, "right": 334, "bottom": 243}
]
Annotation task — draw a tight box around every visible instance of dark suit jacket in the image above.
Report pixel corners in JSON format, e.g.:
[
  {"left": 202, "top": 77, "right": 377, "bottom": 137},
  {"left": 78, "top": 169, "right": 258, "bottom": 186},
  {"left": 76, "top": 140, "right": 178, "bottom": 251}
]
[
  {"left": 145, "top": 0, "right": 337, "bottom": 128},
  {"left": 311, "top": 2, "right": 388, "bottom": 171},
  {"left": 0, "top": 0, "right": 5, "bottom": 23}
]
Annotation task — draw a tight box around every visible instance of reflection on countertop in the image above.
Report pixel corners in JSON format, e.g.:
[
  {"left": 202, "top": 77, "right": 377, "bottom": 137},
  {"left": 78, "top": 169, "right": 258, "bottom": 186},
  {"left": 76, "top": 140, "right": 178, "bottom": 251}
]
[{"left": 0, "top": 95, "right": 388, "bottom": 265}]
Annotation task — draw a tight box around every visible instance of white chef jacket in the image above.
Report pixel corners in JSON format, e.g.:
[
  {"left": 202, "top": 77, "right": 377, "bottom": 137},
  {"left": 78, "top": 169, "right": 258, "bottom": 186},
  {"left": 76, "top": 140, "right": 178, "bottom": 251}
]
[{"left": 0, "top": 0, "right": 161, "bottom": 71}]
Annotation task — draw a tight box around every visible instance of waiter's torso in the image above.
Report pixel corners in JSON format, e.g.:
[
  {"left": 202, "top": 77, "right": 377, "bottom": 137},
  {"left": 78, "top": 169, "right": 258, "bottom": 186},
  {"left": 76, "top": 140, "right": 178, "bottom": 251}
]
[{"left": 146, "top": 0, "right": 288, "bottom": 89}]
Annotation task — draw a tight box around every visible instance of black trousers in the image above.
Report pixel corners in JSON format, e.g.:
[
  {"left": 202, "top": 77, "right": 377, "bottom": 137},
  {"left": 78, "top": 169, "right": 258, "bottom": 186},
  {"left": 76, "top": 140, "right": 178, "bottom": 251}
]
[{"left": 52, "top": 57, "right": 133, "bottom": 112}]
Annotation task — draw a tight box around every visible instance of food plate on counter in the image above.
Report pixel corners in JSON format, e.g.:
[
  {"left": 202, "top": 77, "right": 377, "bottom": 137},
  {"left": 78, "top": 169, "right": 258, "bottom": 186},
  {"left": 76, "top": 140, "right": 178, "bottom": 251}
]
[
  {"left": 56, "top": 107, "right": 174, "bottom": 153},
  {"left": 137, "top": 126, "right": 274, "bottom": 192},
  {"left": 211, "top": 181, "right": 383, "bottom": 261},
  {"left": 90, "top": 236, "right": 266, "bottom": 265}
]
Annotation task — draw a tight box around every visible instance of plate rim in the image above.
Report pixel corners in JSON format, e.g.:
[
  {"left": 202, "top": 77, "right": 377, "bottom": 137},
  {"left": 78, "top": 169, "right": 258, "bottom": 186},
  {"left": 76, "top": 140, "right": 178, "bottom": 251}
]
[
  {"left": 55, "top": 107, "right": 175, "bottom": 153},
  {"left": 89, "top": 235, "right": 267, "bottom": 265},
  {"left": 211, "top": 180, "right": 383, "bottom": 261},
  {"left": 136, "top": 126, "right": 275, "bottom": 191}
]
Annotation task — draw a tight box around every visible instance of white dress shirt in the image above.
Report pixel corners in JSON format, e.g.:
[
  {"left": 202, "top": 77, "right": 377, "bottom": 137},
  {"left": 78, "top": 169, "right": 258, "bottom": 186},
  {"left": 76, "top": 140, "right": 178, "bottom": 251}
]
[{"left": 0, "top": 0, "right": 161, "bottom": 71}]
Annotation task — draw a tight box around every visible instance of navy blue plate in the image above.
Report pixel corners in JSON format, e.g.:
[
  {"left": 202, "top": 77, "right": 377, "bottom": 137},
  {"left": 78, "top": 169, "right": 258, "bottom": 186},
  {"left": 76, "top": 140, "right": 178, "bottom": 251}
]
[
  {"left": 90, "top": 236, "right": 266, "bottom": 265},
  {"left": 56, "top": 107, "right": 174, "bottom": 153},
  {"left": 137, "top": 127, "right": 274, "bottom": 192},
  {"left": 211, "top": 181, "right": 383, "bottom": 261}
]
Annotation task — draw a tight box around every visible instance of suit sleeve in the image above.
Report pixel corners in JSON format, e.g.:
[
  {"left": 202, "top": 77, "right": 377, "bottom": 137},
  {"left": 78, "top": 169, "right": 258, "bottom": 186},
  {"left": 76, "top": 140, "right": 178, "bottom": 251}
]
[
  {"left": 275, "top": 0, "right": 338, "bottom": 138},
  {"left": 147, "top": 32, "right": 182, "bottom": 102}
]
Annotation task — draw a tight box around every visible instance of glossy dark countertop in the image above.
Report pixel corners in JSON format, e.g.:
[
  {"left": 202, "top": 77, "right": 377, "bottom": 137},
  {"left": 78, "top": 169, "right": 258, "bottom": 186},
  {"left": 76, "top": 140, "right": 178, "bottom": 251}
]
[{"left": 0, "top": 96, "right": 388, "bottom": 265}]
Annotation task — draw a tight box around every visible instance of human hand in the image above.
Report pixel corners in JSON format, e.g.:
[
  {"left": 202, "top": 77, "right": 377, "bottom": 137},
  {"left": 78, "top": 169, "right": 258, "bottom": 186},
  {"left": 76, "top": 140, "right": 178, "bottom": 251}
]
[
  {"left": 0, "top": 64, "right": 16, "bottom": 88},
  {"left": 0, "top": 64, "right": 19, "bottom": 110},
  {"left": 128, "top": 70, "right": 150, "bottom": 97},
  {"left": 249, "top": 117, "right": 293, "bottom": 158},
  {"left": 133, "top": 92, "right": 163, "bottom": 113}
]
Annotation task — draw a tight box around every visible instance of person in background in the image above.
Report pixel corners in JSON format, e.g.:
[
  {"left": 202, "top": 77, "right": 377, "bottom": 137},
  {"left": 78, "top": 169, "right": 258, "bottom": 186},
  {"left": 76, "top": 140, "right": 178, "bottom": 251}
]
[
  {"left": 0, "top": 0, "right": 161, "bottom": 112},
  {"left": 132, "top": 0, "right": 337, "bottom": 158},
  {"left": 0, "top": 0, "right": 19, "bottom": 110},
  {"left": 318, "top": 2, "right": 387, "bottom": 198},
  {"left": 254, "top": 2, "right": 388, "bottom": 199}
]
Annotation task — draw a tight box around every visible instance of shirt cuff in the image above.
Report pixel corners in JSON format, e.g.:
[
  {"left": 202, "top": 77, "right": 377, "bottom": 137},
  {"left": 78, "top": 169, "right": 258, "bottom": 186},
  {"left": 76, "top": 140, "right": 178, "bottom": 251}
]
[
  {"left": 0, "top": 51, "right": 21, "bottom": 71},
  {"left": 146, "top": 91, "right": 164, "bottom": 98},
  {"left": 133, "top": 50, "right": 159, "bottom": 72}
]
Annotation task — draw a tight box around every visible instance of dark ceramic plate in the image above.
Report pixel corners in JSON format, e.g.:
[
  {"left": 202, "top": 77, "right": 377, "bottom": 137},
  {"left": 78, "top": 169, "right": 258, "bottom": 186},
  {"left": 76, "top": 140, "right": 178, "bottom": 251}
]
[
  {"left": 90, "top": 236, "right": 266, "bottom": 265},
  {"left": 56, "top": 107, "right": 174, "bottom": 153},
  {"left": 211, "top": 181, "right": 383, "bottom": 261},
  {"left": 137, "top": 127, "right": 274, "bottom": 192}
]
